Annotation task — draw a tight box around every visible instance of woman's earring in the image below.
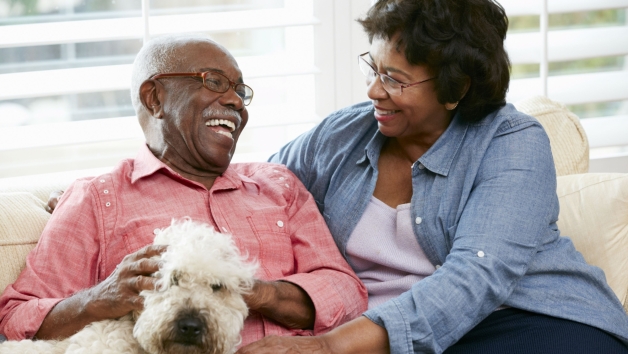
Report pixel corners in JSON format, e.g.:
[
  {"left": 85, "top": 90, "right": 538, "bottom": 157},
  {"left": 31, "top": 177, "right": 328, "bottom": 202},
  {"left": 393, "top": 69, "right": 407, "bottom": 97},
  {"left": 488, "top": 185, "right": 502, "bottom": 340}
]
[{"left": 445, "top": 102, "right": 459, "bottom": 110}]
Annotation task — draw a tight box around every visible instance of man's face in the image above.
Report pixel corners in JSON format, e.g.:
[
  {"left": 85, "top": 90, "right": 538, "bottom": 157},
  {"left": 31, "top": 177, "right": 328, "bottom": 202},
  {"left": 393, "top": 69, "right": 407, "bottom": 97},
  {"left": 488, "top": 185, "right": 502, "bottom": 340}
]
[{"left": 158, "top": 41, "right": 249, "bottom": 174}]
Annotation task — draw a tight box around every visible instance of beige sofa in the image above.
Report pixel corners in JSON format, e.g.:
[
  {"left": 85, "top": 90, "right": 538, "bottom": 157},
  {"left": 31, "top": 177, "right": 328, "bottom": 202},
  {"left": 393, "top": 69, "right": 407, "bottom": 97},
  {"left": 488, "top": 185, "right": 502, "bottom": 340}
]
[{"left": 0, "top": 96, "right": 627, "bottom": 326}]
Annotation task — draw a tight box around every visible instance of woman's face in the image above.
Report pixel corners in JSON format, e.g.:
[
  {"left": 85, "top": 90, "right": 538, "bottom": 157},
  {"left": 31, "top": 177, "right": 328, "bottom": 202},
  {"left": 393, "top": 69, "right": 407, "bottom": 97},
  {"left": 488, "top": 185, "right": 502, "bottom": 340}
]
[{"left": 366, "top": 36, "right": 452, "bottom": 140}]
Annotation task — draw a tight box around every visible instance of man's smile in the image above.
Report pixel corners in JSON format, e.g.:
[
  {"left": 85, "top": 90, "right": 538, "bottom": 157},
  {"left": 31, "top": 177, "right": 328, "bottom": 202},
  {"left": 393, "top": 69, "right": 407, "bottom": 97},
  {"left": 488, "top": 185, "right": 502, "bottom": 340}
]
[{"left": 205, "top": 119, "right": 236, "bottom": 139}]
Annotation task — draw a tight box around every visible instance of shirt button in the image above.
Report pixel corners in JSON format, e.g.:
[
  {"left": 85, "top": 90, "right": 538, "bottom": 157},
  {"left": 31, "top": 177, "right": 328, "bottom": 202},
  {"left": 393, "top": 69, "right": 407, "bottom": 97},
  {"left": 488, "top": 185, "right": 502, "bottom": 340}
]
[
  {"left": 279, "top": 177, "right": 285, "bottom": 180},
  {"left": 105, "top": 202, "right": 111, "bottom": 207},
  {"left": 284, "top": 184, "right": 289, "bottom": 188},
  {"left": 415, "top": 217, "right": 422, "bottom": 224},
  {"left": 277, "top": 220, "right": 284, "bottom": 227},
  {"left": 435, "top": 265, "right": 441, "bottom": 269},
  {"left": 99, "top": 179, "right": 105, "bottom": 183},
  {"left": 103, "top": 189, "right": 109, "bottom": 194},
  {"left": 477, "top": 251, "right": 485, "bottom": 258},
  {"left": 153, "top": 228, "right": 160, "bottom": 235},
  {"left": 418, "top": 164, "right": 425, "bottom": 170}
]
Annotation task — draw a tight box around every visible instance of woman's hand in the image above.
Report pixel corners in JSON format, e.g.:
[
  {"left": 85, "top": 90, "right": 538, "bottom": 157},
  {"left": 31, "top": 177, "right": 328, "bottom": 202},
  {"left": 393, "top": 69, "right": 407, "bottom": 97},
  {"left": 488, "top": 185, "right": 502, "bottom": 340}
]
[
  {"left": 236, "top": 335, "right": 331, "bottom": 354},
  {"left": 45, "top": 189, "right": 64, "bottom": 213}
]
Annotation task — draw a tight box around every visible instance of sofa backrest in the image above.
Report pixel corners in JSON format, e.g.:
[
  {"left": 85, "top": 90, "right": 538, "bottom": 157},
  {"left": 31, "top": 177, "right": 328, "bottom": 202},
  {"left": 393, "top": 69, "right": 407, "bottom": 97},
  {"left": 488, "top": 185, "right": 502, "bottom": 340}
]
[{"left": 0, "top": 97, "right": 626, "bottom": 314}]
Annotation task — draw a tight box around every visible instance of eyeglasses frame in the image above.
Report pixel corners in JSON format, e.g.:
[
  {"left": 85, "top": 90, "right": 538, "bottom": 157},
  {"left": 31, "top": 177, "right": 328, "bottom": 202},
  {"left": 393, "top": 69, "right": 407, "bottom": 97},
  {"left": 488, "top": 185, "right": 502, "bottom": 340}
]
[
  {"left": 150, "top": 71, "right": 254, "bottom": 106},
  {"left": 358, "top": 51, "right": 435, "bottom": 95}
]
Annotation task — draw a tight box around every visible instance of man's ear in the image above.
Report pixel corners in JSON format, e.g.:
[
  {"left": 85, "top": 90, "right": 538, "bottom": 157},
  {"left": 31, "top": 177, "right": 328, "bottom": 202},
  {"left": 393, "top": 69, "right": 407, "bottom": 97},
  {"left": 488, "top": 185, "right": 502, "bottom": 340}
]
[{"left": 139, "top": 79, "right": 164, "bottom": 118}]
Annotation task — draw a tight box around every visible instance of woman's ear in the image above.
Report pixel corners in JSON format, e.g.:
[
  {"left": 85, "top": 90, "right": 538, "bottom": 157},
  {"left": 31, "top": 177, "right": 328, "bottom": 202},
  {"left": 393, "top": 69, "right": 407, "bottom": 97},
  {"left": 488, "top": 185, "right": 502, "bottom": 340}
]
[{"left": 139, "top": 79, "right": 164, "bottom": 118}]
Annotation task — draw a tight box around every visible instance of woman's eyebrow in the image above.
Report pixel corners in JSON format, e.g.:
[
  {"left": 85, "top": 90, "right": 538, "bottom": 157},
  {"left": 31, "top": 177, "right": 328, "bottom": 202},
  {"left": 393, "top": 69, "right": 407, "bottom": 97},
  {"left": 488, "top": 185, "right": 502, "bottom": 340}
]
[{"left": 367, "top": 53, "right": 412, "bottom": 80}]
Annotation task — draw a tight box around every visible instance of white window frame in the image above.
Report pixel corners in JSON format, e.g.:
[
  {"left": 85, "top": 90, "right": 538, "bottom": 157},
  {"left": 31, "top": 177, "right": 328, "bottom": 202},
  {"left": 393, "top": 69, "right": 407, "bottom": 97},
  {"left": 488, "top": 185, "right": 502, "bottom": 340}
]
[{"left": 0, "top": 0, "right": 627, "bottom": 179}]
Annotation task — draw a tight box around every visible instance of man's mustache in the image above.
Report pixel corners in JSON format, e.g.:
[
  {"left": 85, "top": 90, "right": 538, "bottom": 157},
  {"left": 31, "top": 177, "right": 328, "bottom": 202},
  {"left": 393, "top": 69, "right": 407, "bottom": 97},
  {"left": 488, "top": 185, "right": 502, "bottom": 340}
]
[{"left": 202, "top": 107, "right": 241, "bottom": 121}]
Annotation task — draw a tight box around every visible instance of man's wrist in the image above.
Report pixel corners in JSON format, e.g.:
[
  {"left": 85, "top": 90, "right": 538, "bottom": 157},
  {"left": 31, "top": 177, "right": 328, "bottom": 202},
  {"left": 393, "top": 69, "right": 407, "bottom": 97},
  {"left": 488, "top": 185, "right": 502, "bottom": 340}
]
[{"left": 245, "top": 280, "right": 276, "bottom": 312}]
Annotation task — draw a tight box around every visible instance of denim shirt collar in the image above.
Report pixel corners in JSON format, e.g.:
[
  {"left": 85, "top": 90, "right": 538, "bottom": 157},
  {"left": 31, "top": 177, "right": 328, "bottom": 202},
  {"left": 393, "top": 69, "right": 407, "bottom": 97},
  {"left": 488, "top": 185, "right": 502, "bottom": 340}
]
[{"left": 357, "top": 111, "right": 469, "bottom": 177}]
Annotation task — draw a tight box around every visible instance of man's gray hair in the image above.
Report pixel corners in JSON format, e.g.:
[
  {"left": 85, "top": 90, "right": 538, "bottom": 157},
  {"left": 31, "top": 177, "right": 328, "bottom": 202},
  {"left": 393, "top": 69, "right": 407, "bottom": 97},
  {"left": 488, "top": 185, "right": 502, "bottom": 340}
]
[{"left": 130, "top": 34, "right": 213, "bottom": 113}]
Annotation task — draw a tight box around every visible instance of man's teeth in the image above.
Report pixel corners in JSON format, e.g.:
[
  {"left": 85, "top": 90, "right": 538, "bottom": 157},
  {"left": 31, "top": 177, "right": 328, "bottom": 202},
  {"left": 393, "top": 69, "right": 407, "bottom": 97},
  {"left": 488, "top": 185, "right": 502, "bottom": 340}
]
[
  {"left": 205, "top": 119, "right": 235, "bottom": 132},
  {"left": 216, "top": 130, "right": 233, "bottom": 138}
]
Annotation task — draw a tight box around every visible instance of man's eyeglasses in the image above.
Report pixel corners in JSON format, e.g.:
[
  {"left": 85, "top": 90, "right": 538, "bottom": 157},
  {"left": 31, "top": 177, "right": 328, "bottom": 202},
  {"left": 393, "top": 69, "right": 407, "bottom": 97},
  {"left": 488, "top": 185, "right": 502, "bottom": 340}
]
[
  {"left": 358, "top": 52, "right": 435, "bottom": 96},
  {"left": 151, "top": 71, "right": 254, "bottom": 106}
]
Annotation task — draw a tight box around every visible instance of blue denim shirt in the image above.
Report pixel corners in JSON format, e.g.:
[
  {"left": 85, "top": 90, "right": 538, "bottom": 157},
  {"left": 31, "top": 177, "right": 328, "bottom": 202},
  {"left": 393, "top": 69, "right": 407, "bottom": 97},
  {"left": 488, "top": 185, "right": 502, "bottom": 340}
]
[{"left": 270, "top": 101, "right": 628, "bottom": 353}]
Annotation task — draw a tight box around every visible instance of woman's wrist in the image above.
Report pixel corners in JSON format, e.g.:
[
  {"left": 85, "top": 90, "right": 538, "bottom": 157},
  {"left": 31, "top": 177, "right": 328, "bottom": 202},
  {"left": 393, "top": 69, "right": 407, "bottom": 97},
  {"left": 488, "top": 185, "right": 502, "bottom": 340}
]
[{"left": 321, "top": 316, "right": 390, "bottom": 354}]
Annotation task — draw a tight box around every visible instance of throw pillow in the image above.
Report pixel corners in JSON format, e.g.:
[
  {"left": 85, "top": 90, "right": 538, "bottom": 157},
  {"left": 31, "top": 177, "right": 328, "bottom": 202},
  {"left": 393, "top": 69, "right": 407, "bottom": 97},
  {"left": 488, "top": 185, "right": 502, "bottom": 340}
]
[{"left": 556, "top": 173, "right": 628, "bottom": 312}]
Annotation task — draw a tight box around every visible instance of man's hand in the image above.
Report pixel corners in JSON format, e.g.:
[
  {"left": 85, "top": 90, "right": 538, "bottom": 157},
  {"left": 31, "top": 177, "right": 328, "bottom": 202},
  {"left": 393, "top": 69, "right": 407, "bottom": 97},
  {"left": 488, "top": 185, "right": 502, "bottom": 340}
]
[
  {"left": 244, "top": 280, "right": 315, "bottom": 330},
  {"left": 86, "top": 244, "right": 168, "bottom": 318},
  {"left": 35, "top": 244, "right": 167, "bottom": 340},
  {"left": 45, "top": 190, "right": 64, "bottom": 213}
]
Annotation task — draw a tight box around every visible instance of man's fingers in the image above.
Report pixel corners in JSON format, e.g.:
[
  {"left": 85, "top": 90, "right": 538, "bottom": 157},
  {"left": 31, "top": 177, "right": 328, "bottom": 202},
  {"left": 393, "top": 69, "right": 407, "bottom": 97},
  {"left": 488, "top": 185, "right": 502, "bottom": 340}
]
[
  {"left": 133, "top": 275, "right": 159, "bottom": 292},
  {"left": 128, "top": 244, "right": 168, "bottom": 261},
  {"left": 125, "top": 258, "right": 161, "bottom": 275}
]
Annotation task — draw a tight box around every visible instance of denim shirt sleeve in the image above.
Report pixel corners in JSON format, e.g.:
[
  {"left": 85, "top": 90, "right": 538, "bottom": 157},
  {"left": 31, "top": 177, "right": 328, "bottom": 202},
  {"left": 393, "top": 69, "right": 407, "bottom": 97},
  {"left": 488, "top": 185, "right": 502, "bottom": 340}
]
[{"left": 364, "top": 120, "right": 559, "bottom": 353}]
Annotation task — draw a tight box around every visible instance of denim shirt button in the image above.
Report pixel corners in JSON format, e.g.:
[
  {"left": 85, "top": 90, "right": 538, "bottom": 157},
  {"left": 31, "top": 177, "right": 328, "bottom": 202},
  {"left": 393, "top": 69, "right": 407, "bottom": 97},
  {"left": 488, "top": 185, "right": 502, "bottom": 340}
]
[
  {"left": 477, "top": 251, "right": 485, "bottom": 258},
  {"left": 418, "top": 163, "right": 425, "bottom": 170},
  {"left": 415, "top": 217, "right": 422, "bottom": 224},
  {"left": 435, "top": 264, "right": 441, "bottom": 269}
]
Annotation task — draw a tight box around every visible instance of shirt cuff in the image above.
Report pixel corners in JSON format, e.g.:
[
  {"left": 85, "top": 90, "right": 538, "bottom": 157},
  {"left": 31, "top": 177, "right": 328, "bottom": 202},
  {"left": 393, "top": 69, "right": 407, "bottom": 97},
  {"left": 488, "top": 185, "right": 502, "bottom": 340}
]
[
  {"left": 279, "top": 273, "right": 343, "bottom": 334},
  {"left": 364, "top": 298, "right": 416, "bottom": 354},
  {"left": 3, "top": 298, "right": 63, "bottom": 340}
]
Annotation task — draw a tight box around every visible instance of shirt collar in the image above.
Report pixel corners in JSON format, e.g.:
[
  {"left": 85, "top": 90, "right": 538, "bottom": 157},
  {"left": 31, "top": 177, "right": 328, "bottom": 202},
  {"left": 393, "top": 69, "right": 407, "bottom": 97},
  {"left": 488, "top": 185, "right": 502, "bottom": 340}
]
[
  {"left": 357, "top": 130, "right": 387, "bottom": 170},
  {"left": 355, "top": 111, "right": 469, "bottom": 177},
  {"left": 131, "top": 144, "right": 259, "bottom": 191},
  {"left": 419, "top": 111, "right": 468, "bottom": 176}
]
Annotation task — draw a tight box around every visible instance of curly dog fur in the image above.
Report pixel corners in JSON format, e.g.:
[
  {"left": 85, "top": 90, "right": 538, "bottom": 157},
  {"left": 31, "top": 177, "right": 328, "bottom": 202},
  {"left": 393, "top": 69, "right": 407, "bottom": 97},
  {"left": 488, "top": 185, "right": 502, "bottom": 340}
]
[{"left": 0, "top": 219, "right": 257, "bottom": 354}]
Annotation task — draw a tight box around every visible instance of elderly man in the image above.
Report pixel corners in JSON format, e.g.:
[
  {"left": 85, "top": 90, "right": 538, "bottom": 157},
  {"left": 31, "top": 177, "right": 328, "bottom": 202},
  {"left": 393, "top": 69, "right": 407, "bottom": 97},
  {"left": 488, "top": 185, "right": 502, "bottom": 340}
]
[{"left": 0, "top": 35, "right": 367, "bottom": 346}]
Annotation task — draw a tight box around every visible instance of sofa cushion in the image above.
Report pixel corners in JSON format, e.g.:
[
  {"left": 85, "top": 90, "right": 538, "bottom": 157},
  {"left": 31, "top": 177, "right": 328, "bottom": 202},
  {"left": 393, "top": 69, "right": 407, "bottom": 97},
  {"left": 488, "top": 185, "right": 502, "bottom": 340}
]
[
  {"left": 556, "top": 173, "right": 628, "bottom": 312},
  {"left": 0, "top": 192, "right": 51, "bottom": 294},
  {"left": 515, "top": 95, "right": 589, "bottom": 176}
]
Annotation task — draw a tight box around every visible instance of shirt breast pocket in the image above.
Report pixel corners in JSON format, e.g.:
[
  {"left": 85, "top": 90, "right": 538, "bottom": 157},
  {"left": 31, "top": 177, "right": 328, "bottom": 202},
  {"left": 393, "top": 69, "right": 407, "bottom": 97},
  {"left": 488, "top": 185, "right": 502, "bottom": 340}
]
[
  {"left": 121, "top": 224, "right": 163, "bottom": 255},
  {"left": 244, "top": 210, "right": 293, "bottom": 280}
]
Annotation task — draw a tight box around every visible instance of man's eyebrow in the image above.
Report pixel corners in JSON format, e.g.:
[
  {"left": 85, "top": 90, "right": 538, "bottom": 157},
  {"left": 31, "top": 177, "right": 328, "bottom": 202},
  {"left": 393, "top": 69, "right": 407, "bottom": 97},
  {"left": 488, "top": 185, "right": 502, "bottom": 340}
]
[{"left": 199, "top": 67, "right": 244, "bottom": 83}]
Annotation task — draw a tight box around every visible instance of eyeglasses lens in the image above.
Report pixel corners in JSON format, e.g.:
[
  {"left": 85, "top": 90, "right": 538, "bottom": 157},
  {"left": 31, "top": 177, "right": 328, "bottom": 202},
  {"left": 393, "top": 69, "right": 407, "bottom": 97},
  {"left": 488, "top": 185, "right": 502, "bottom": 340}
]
[{"left": 203, "top": 72, "right": 253, "bottom": 106}]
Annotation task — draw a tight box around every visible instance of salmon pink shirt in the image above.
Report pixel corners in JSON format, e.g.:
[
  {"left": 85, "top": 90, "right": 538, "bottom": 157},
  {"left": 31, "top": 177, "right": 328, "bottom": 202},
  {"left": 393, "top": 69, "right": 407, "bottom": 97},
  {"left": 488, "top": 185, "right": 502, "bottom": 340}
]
[{"left": 0, "top": 145, "right": 367, "bottom": 345}]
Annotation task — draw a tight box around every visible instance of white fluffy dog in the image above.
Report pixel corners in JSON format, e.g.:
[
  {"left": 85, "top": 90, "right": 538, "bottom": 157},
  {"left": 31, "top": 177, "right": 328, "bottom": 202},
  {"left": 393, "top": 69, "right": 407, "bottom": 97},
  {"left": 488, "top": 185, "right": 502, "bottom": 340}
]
[{"left": 0, "top": 219, "right": 258, "bottom": 354}]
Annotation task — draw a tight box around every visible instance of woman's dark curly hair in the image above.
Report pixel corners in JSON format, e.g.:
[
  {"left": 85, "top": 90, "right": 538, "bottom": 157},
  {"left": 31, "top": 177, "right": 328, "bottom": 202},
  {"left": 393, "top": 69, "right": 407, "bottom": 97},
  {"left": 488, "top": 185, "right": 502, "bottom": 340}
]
[{"left": 358, "top": 0, "right": 510, "bottom": 122}]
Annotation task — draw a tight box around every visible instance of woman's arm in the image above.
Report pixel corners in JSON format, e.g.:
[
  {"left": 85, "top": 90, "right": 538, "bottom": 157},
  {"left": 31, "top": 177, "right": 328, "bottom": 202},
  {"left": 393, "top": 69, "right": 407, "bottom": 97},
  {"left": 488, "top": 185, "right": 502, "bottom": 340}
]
[{"left": 236, "top": 316, "right": 389, "bottom": 354}]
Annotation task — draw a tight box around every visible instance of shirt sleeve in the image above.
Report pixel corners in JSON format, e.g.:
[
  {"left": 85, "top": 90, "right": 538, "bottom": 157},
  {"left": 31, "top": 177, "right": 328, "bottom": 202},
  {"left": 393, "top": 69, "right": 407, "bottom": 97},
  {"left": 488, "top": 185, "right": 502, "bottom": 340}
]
[
  {"left": 277, "top": 168, "right": 368, "bottom": 335},
  {"left": 0, "top": 179, "right": 103, "bottom": 340},
  {"left": 364, "top": 122, "right": 559, "bottom": 353}
]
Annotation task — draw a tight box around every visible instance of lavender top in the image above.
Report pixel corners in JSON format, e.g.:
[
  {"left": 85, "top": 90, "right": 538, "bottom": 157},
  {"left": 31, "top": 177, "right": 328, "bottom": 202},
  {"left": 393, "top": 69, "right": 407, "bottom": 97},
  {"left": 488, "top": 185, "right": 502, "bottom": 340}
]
[{"left": 346, "top": 197, "right": 435, "bottom": 309}]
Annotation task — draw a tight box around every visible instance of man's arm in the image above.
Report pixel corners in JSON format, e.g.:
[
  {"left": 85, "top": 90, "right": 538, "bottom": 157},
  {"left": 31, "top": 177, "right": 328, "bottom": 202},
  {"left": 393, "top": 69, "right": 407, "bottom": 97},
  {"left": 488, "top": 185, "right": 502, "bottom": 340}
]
[
  {"left": 35, "top": 244, "right": 165, "bottom": 339},
  {"left": 244, "top": 280, "right": 315, "bottom": 330},
  {"left": 0, "top": 180, "right": 163, "bottom": 340},
  {"left": 263, "top": 167, "right": 368, "bottom": 334}
]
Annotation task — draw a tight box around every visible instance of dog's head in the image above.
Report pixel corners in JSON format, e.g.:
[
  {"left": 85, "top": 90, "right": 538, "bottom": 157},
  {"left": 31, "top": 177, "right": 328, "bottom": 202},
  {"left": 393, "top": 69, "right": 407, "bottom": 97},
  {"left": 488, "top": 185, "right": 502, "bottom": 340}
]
[{"left": 134, "top": 219, "right": 258, "bottom": 354}]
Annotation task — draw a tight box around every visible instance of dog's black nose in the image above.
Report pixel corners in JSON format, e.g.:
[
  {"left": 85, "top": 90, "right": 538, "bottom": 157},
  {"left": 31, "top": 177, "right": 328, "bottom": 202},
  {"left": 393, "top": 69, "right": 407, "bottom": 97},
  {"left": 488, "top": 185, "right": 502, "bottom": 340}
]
[{"left": 175, "top": 316, "right": 203, "bottom": 343}]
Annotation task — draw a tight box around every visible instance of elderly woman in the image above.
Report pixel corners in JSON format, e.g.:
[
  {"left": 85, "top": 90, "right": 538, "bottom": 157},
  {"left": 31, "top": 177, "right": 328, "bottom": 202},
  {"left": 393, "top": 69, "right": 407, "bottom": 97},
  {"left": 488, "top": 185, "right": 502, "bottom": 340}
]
[{"left": 238, "top": 0, "right": 628, "bottom": 353}]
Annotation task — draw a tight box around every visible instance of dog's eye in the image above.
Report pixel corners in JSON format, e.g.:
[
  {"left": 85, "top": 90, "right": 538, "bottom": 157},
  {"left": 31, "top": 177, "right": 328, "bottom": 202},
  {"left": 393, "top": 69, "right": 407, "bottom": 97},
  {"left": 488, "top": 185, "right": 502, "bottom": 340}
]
[
  {"left": 211, "top": 283, "right": 223, "bottom": 291},
  {"left": 170, "top": 272, "right": 180, "bottom": 286}
]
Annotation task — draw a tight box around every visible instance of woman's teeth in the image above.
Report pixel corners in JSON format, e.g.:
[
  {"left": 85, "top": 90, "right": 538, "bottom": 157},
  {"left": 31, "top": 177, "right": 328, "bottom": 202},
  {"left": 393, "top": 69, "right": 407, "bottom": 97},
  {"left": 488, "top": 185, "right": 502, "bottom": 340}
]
[{"left": 375, "top": 108, "right": 399, "bottom": 115}]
